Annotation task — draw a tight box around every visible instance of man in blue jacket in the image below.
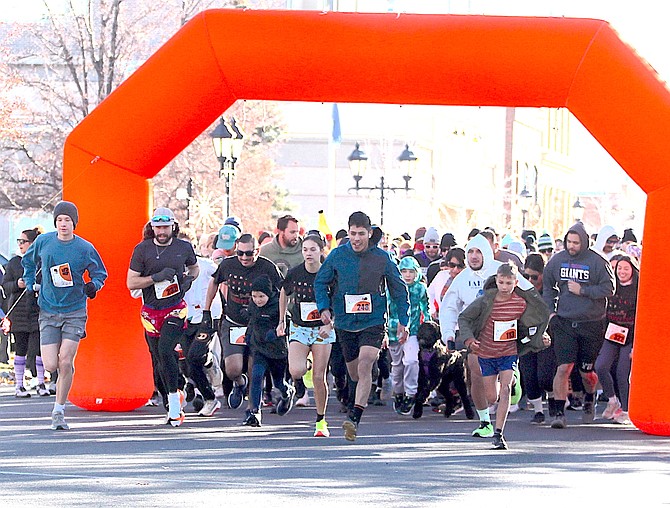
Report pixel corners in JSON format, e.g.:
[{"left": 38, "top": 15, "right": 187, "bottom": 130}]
[
  {"left": 314, "top": 211, "right": 409, "bottom": 442},
  {"left": 543, "top": 221, "right": 615, "bottom": 429},
  {"left": 22, "top": 201, "right": 107, "bottom": 431}
]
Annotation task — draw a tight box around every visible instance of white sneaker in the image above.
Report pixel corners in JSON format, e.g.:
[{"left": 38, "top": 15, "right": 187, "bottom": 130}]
[
  {"left": 601, "top": 399, "right": 621, "bottom": 420},
  {"left": 613, "top": 409, "right": 632, "bottom": 425},
  {"left": 198, "top": 399, "right": 221, "bottom": 417},
  {"left": 295, "top": 392, "right": 310, "bottom": 407}
]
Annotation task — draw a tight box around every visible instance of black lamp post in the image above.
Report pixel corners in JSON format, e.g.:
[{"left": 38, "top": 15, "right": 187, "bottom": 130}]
[
  {"left": 348, "top": 142, "right": 417, "bottom": 226},
  {"left": 211, "top": 116, "right": 244, "bottom": 217}
]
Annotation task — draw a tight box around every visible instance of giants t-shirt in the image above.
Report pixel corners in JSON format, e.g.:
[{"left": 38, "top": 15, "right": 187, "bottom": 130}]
[
  {"left": 212, "top": 255, "right": 283, "bottom": 325},
  {"left": 477, "top": 293, "right": 527, "bottom": 359},
  {"left": 129, "top": 238, "right": 197, "bottom": 310},
  {"left": 282, "top": 263, "right": 322, "bottom": 328}
]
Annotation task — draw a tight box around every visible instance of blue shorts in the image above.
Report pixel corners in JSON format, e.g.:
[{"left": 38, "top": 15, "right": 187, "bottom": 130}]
[
  {"left": 288, "top": 322, "right": 335, "bottom": 346},
  {"left": 478, "top": 355, "right": 518, "bottom": 377}
]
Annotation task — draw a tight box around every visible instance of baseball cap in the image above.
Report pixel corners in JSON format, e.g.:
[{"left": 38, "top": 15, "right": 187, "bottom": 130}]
[
  {"left": 217, "top": 224, "right": 240, "bottom": 249},
  {"left": 150, "top": 207, "right": 175, "bottom": 226}
]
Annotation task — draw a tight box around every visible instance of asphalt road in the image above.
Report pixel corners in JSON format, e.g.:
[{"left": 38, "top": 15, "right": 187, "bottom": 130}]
[{"left": 1, "top": 384, "right": 669, "bottom": 507}]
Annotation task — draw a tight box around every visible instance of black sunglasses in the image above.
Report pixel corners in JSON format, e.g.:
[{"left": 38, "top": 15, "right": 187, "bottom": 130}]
[
  {"left": 237, "top": 249, "right": 256, "bottom": 257},
  {"left": 539, "top": 248, "right": 553, "bottom": 253},
  {"left": 447, "top": 262, "right": 465, "bottom": 269},
  {"left": 523, "top": 273, "right": 540, "bottom": 281},
  {"left": 16, "top": 239, "right": 30, "bottom": 245}
]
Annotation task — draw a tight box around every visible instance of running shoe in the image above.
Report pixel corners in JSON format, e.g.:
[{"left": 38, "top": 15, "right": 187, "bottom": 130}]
[
  {"left": 393, "top": 394, "right": 404, "bottom": 414},
  {"left": 295, "top": 392, "right": 310, "bottom": 407},
  {"left": 48, "top": 382, "right": 57, "bottom": 395},
  {"left": 314, "top": 420, "right": 330, "bottom": 437},
  {"left": 15, "top": 386, "right": 31, "bottom": 398},
  {"left": 192, "top": 394, "right": 205, "bottom": 413},
  {"left": 582, "top": 401, "right": 595, "bottom": 424},
  {"left": 242, "top": 409, "right": 261, "bottom": 427},
  {"left": 342, "top": 418, "right": 358, "bottom": 442},
  {"left": 531, "top": 412, "right": 545, "bottom": 425},
  {"left": 167, "top": 411, "right": 185, "bottom": 427},
  {"left": 601, "top": 399, "right": 621, "bottom": 420},
  {"left": 51, "top": 411, "right": 69, "bottom": 431},
  {"left": 228, "top": 374, "right": 248, "bottom": 410},
  {"left": 492, "top": 433, "right": 508, "bottom": 450},
  {"left": 36, "top": 383, "right": 51, "bottom": 397},
  {"left": 398, "top": 395, "right": 416, "bottom": 416},
  {"left": 198, "top": 399, "right": 221, "bottom": 417},
  {"left": 510, "top": 368, "right": 522, "bottom": 406},
  {"left": 277, "top": 385, "right": 296, "bottom": 416},
  {"left": 472, "top": 421, "right": 494, "bottom": 438},
  {"left": 145, "top": 391, "right": 161, "bottom": 407},
  {"left": 613, "top": 409, "right": 632, "bottom": 425},
  {"left": 550, "top": 414, "right": 567, "bottom": 429},
  {"left": 185, "top": 382, "right": 196, "bottom": 403}
]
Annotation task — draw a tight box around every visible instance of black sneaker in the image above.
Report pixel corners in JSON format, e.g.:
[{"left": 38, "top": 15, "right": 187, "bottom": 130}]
[
  {"left": 393, "top": 394, "right": 404, "bottom": 414},
  {"left": 277, "top": 385, "right": 296, "bottom": 416},
  {"left": 398, "top": 395, "right": 416, "bottom": 416},
  {"left": 582, "top": 401, "right": 595, "bottom": 424},
  {"left": 550, "top": 413, "right": 567, "bottom": 429},
  {"left": 531, "top": 412, "right": 545, "bottom": 425},
  {"left": 492, "top": 433, "right": 508, "bottom": 450},
  {"left": 185, "top": 382, "right": 196, "bottom": 403},
  {"left": 242, "top": 409, "right": 261, "bottom": 427},
  {"left": 192, "top": 394, "right": 205, "bottom": 413},
  {"left": 228, "top": 374, "right": 248, "bottom": 410}
]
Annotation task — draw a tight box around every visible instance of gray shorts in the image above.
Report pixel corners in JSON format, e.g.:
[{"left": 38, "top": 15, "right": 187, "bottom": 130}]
[
  {"left": 39, "top": 308, "right": 88, "bottom": 345},
  {"left": 219, "top": 318, "right": 248, "bottom": 357}
]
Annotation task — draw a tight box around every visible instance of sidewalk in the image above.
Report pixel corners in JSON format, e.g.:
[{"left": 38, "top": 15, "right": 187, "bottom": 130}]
[{"left": 1, "top": 383, "right": 669, "bottom": 507}]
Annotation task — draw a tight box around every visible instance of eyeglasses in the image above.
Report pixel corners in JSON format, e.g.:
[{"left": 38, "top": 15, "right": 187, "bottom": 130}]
[
  {"left": 523, "top": 273, "right": 540, "bottom": 281},
  {"left": 151, "top": 215, "right": 173, "bottom": 223},
  {"left": 16, "top": 239, "right": 30, "bottom": 245},
  {"left": 447, "top": 262, "right": 465, "bottom": 269},
  {"left": 237, "top": 249, "right": 256, "bottom": 257}
]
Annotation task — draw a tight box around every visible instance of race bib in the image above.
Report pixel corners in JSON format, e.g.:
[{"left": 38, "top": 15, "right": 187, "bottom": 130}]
[
  {"left": 494, "top": 319, "right": 518, "bottom": 342},
  {"left": 50, "top": 263, "right": 73, "bottom": 288},
  {"left": 300, "top": 302, "right": 321, "bottom": 322},
  {"left": 605, "top": 322, "right": 629, "bottom": 345},
  {"left": 345, "top": 294, "right": 372, "bottom": 314},
  {"left": 229, "top": 326, "right": 247, "bottom": 345},
  {"left": 154, "top": 276, "right": 180, "bottom": 299}
]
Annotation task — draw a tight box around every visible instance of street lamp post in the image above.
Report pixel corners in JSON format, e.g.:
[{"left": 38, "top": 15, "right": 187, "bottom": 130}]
[
  {"left": 176, "top": 177, "right": 193, "bottom": 224},
  {"left": 211, "top": 116, "right": 244, "bottom": 217},
  {"left": 347, "top": 143, "right": 417, "bottom": 226}
]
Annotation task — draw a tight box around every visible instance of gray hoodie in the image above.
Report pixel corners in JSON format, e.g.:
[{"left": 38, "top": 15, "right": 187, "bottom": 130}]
[{"left": 542, "top": 222, "right": 615, "bottom": 321}]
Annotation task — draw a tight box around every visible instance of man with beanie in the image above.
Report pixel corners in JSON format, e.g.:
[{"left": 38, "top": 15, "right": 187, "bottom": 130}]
[
  {"left": 414, "top": 227, "right": 441, "bottom": 275},
  {"left": 543, "top": 222, "right": 615, "bottom": 429},
  {"left": 127, "top": 207, "right": 200, "bottom": 427},
  {"left": 314, "top": 211, "right": 410, "bottom": 442},
  {"left": 537, "top": 233, "right": 554, "bottom": 261},
  {"left": 22, "top": 201, "right": 108, "bottom": 430},
  {"left": 425, "top": 232, "right": 458, "bottom": 285}
]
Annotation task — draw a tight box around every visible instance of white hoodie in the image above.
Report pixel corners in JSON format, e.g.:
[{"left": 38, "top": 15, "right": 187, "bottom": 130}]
[
  {"left": 438, "top": 234, "right": 532, "bottom": 342},
  {"left": 593, "top": 225, "right": 618, "bottom": 260}
]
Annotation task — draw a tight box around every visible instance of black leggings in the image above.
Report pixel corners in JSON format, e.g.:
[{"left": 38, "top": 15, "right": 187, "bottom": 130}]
[
  {"left": 13, "top": 330, "right": 40, "bottom": 357},
  {"left": 183, "top": 324, "right": 216, "bottom": 400},
  {"left": 147, "top": 316, "right": 186, "bottom": 394},
  {"left": 519, "top": 345, "right": 557, "bottom": 400}
]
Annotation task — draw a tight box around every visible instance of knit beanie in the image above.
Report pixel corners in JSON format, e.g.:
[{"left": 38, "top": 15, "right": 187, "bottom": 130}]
[
  {"left": 622, "top": 228, "right": 637, "bottom": 243},
  {"left": 53, "top": 201, "right": 79, "bottom": 229},
  {"left": 440, "top": 233, "right": 457, "bottom": 250},
  {"left": 537, "top": 233, "right": 554, "bottom": 251},
  {"left": 251, "top": 275, "right": 274, "bottom": 297}
]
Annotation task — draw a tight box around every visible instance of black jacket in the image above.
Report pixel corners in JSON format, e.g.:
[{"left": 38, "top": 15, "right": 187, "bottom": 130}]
[{"left": 1, "top": 256, "right": 40, "bottom": 333}]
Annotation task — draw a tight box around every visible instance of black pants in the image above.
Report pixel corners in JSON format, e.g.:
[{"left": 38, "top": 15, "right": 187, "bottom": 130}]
[
  {"left": 183, "top": 323, "right": 215, "bottom": 401},
  {"left": 519, "top": 344, "right": 557, "bottom": 400}
]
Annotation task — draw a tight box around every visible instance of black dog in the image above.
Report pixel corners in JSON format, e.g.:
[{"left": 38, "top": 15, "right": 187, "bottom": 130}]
[{"left": 413, "top": 321, "right": 474, "bottom": 420}]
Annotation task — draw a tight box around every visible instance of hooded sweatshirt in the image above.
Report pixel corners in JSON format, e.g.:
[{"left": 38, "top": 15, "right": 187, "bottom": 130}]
[
  {"left": 542, "top": 222, "right": 615, "bottom": 321},
  {"left": 388, "top": 256, "right": 429, "bottom": 338},
  {"left": 438, "top": 234, "right": 532, "bottom": 341},
  {"left": 593, "top": 225, "right": 619, "bottom": 260}
]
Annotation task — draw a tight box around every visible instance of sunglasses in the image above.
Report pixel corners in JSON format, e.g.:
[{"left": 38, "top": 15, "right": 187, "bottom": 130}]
[
  {"left": 523, "top": 273, "right": 540, "bottom": 281},
  {"left": 539, "top": 248, "right": 553, "bottom": 253},
  {"left": 16, "top": 239, "right": 30, "bottom": 245},
  {"left": 151, "top": 215, "right": 173, "bottom": 223},
  {"left": 237, "top": 249, "right": 256, "bottom": 257},
  {"left": 447, "top": 262, "right": 465, "bottom": 269}
]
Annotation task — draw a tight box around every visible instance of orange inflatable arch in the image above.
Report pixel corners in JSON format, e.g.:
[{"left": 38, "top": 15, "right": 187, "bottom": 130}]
[{"left": 64, "top": 10, "right": 670, "bottom": 435}]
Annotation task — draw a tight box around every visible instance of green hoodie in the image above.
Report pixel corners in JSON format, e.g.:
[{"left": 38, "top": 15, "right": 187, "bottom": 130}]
[{"left": 388, "top": 256, "right": 429, "bottom": 340}]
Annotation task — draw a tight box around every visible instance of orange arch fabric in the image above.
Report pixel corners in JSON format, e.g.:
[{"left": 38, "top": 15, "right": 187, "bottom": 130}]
[{"left": 65, "top": 10, "right": 670, "bottom": 434}]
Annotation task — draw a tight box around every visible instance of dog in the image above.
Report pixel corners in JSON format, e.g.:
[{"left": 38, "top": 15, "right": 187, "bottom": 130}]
[{"left": 413, "top": 321, "right": 475, "bottom": 420}]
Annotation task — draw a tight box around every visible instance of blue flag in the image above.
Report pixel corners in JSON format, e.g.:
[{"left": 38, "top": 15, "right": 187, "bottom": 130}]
[{"left": 331, "top": 103, "right": 342, "bottom": 144}]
